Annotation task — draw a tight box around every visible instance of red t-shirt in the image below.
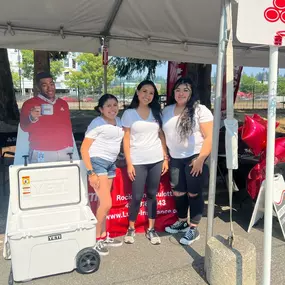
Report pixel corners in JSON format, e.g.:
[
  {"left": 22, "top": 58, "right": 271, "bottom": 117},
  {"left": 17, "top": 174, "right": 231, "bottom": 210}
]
[{"left": 20, "top": 96, "right": 73, "bottom": 151}]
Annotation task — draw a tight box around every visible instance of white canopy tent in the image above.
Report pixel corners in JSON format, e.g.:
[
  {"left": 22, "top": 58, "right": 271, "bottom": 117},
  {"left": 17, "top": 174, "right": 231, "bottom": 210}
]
[
  {"left": 0, "top": 0, "right": 285, "bottom": 67},
  {"left": 0, "top": 1, "right": 277, "bottom": 283}
]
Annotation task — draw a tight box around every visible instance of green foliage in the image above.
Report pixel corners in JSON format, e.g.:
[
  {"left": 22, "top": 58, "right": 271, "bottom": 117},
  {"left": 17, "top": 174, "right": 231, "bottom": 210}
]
[
  {"left": 108, "top": 85, "right": 135, "bottom": 97},
  {"left": 20, "top": 50, "right": 64, "bottom": 81},
  {"left": 111, "top": 57, "right": 164, "bottom": 80},
  {"left": 240, "top": 74, "right": 267, "bottom": 94},
  {"left": 65, "top": 53, "right": 116, "bottom": 92},
  {"left": 21, "top": 50, "right": 34, "bottom": 80},
  {"left": 65, "top": 70, "right": 88, "bottom": 89},
  {"left": 11, "top": 71, "right": 20, "bottom": 89},
  {"left": 160, "top": 84, "right": 166, "bottom": 95},
  {"left": 240, "top": 73, "right": 285, "bottom": 96},
  {"left": 50, "top": 60, "right": 64, "bottom": 81},
  {"left": 277, "top": 76, "right": 285, "bottom": 96}
]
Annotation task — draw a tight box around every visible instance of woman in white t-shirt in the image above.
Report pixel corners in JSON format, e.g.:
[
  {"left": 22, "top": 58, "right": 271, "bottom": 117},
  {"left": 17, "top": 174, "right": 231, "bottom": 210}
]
[
  {"left": 121, "top": 80, "right": 169, "bottom": 245},
  {"left": 81, "top": 94, "right": 124, "bottom": 256},
  {"left": 162, "top": 77, "right": 213, "bottom": 246}
]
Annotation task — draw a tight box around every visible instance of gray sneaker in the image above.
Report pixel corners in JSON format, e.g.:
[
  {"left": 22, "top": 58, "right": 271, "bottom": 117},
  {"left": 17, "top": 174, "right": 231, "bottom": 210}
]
[
  {"left": 124, "top": 228, "right": 135, "bottom": 244},
  {"left": 94, "top": 240, "right": 109, "bottom": 256},
  {"left": 103, "top": 233, "right": 123, "bottom": 247},
  {"left": 146, "top": 228, "right": 161, "bottom": 245},
  {"left": 179, "top": 227, "right": 200, "bottom": 246}
]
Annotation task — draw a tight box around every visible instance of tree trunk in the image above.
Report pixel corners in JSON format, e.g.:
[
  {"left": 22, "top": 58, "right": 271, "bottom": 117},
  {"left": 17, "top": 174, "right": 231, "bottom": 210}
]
[
  {"left": 186, "top": 63, "right": 212, "bottom": 109},
  {"left": 0, "top": 48, "right": 20, "bottom": 123},
  {"left": 33, "top": 51, "right": 50, "bottom": 95}
]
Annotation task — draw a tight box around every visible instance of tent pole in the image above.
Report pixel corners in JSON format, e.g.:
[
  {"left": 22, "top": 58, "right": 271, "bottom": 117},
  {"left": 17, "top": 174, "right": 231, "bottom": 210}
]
[
  {"left": 262, "top": 45, "right": 278, "bottom": 285},
  {"left": 206, "top": 0, "right": 226, "bottom": 242},
  {"left": 104, "top": 64, "right": 108, "bottom": 94}
]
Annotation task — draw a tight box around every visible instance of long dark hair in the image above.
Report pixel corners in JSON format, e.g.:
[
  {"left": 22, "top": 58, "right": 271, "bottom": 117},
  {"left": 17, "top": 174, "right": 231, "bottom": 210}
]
[
  {"left": 129, "top": 80, "right": 162, "bottom": 127},
  {"left": 95, "top": 93, "right": 118, "bottom": 113},
  {"left": 168, "top": 77, "right": 199, "bottom": 141}
]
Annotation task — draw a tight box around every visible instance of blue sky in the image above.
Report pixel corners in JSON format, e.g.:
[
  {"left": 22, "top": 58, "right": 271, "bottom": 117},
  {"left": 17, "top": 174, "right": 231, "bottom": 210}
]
[{"left": 155, "top": 63, "right": 285, "bottom": 78}]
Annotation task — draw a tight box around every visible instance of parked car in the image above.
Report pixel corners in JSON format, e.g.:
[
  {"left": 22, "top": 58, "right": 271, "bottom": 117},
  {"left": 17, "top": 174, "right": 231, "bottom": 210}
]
[
  {"left": 61, "top": 96, "right": 78, "bottom": 102},
  {"left": 83, "top": 95, "right": 94, "bottom": 102}
]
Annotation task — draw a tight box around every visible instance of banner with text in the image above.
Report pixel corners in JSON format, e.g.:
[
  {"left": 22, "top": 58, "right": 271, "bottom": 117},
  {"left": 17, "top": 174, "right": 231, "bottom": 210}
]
[{"left": 88, "top": 167, "right": 177, "bottom": 237}]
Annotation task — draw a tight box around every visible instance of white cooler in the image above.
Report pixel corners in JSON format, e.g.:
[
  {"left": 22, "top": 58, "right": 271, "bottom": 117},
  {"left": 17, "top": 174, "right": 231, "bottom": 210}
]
[{"left": 7, "top": 160, "right": 100, "bottom": 282}]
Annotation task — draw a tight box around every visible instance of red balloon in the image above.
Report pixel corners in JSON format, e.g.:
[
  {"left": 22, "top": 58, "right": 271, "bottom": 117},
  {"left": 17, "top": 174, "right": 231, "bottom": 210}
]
[
  {"left": 241, "top": 115, "right": 267, "bottom": 156},
  {"left": 252, "top": 113, "right": 279, "bottom": 128},
  {"left": 275, "top": 137, "right": 285, "bottom": 162},
  {"left": 261, "top": 137, "right": 285, "bottom": 163},
  {"left": 247, "top": 162, "right": 265, "bottom": 200}
]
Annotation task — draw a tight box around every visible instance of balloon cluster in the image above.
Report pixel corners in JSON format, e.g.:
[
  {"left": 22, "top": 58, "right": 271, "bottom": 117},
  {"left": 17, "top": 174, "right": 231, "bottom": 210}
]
[{"left": 240, "top": 114, "right": 285, "bottom": 200}]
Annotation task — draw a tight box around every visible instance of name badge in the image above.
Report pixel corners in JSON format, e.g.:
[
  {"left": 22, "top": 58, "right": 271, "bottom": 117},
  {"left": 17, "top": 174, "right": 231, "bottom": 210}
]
[{"left": 41, "top": 104, "right": 53, "bottom": 115}]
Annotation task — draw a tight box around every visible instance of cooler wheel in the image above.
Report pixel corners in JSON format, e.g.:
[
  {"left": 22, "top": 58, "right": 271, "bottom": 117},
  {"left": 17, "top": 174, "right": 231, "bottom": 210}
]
[{"left": 76, "top": 248, "right": 100, "bottom": 274}]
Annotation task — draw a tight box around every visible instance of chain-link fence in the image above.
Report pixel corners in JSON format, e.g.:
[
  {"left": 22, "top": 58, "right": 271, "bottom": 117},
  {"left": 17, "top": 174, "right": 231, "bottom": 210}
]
[
  {"left": 16, "top": 86, "right": 285, "bottom": 111},
  {"left": 15, "top": 85, "right": 168, "bottom": 110},
  {"left": 211, "top": 92, "right": 285, "bottom": 110}
]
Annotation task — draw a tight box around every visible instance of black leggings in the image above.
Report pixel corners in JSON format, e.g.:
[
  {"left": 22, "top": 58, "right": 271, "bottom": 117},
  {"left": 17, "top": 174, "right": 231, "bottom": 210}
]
[
  {"left": 170, "top": 155, "right": 209, "bottom": 225},
  {"left": 129, "top": 161, "right": 163, "bottom": 221}
]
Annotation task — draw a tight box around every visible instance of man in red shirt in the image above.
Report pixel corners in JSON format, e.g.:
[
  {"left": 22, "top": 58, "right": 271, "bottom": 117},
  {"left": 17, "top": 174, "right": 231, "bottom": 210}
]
[{"left": 20, "top": 72, "right": 74, "bottom": 163}]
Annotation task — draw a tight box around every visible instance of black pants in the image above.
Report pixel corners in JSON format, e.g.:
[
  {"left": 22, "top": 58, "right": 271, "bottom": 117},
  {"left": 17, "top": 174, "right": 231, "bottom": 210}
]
[
  {"left": 170, "top": 154, "right": 209, "bottom": 225},
  {"left": 129, "top": 161, "right": 163, "bottom": 221}
]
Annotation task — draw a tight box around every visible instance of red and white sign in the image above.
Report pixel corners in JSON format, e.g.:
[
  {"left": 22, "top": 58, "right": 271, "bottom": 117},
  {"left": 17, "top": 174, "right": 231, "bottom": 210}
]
[
  {"left": 166, "top": 61, "right": 188, "bottom": 102},
  {"left": 237, "top": 0, "right": 285, "bottom": 46},
  {"left": 248, "top": 174, "right": 285, "bottom": 239},
  {"left": 88, "top": 168, "right": 177, "bottom": 237},
  {"left": 102, "top": 46, "right": 108, "bottom": 65}
]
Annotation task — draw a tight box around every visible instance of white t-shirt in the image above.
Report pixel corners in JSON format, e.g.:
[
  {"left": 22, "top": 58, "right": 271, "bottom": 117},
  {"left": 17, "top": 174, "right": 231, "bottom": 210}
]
[
  {"left": 121, "top": 109, "right": 163, "bottom": 165},
  {"left": 85, "top": 116, "right": 124, "bottom": 162},
  {"left": 162, "top": 104, "right": 213, "bottom": 159}
]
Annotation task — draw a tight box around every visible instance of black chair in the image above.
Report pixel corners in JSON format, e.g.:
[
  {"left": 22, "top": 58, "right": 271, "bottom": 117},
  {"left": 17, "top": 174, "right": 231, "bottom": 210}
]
[{"left": 0, "top": 132, "right": 17, "bottom": 196}]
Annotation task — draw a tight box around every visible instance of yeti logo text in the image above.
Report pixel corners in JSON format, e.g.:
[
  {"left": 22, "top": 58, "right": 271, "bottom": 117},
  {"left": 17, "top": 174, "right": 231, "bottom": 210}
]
[
  {"left": 48, "top": 234, "right": 62, "bottom": 241},
  {"left": 32, "top": 179, "right": 67, "bottom": 195}
]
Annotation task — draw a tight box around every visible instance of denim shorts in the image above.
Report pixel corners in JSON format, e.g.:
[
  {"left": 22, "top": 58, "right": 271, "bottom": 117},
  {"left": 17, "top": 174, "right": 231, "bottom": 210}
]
[{"left": 90, "top": 157, "right": 116, "bottom": 178}]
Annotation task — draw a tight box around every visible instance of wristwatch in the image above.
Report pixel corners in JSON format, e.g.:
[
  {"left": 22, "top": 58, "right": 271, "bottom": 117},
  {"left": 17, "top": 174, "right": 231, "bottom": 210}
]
[{"left": 87, "top": 170, "right": 96, "bottom": 176}]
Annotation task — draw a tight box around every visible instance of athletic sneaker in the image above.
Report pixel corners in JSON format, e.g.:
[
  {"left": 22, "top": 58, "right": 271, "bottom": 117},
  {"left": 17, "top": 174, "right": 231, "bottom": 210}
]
[
  {"left": 179, "top": 227, "right": 200, "bottom": 246},
  {"left": 94, "top": 240, "right": 109, "bottom": 256},
  {"left": 124, "top": 228, "right": 135, "bottom": 244},
  {"left": 146, "top": 228, "right": 161, "bottom": 245},
  {"left": 103, "top": 233, "right": 123, "bottom": 247},
  {"left": 165, "top": 220, "right": 189, "bottom": 234}
]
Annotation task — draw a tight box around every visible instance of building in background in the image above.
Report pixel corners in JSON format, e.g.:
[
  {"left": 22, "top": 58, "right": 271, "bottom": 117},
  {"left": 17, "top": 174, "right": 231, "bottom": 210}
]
[{"left": 8, "top": 49, "right": 79, "bottom": 95}]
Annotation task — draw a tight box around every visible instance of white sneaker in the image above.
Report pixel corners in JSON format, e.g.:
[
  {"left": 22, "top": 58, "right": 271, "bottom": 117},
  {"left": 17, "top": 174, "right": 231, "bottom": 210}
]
[
  {"left": 124, "top": 228, "right": 135, "bottom": 244},
  {"left": 146, "top": 228, "right": 161, "bottom": 245}
]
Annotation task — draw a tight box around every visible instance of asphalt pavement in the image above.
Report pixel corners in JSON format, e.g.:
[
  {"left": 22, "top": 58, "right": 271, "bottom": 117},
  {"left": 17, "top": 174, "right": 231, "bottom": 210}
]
[{"left": 1, "top": 192, "right": 285, "bottom": 285}]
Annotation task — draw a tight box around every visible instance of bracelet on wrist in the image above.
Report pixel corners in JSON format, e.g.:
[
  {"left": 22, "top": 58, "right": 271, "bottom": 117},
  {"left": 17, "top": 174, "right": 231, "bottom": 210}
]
[{"left": 87, "top": 170, "right": 96, "bottom": 176}]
